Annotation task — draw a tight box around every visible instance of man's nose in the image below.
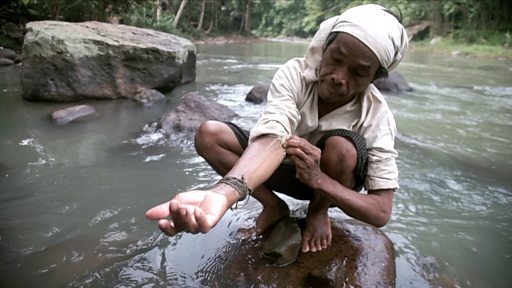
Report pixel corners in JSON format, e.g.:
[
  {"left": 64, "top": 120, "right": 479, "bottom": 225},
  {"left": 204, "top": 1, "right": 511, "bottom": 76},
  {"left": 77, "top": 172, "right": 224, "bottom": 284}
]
[{"left": 330, "top": 67, "right": 347, "bottom": 86}]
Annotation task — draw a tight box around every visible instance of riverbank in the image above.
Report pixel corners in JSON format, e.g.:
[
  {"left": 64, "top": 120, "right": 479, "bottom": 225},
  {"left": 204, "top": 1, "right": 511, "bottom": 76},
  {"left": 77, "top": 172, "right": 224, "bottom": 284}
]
[
  {"left": 193, "top": 34, "right": 512, "bottom": 60},
  {"left": 410, "top": 37, "right": 512, "bottom": 60}
]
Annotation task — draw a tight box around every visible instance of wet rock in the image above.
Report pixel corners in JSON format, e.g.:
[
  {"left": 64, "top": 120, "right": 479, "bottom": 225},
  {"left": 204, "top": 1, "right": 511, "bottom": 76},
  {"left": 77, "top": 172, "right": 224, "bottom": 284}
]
[
  {"left": 0, "top": 58, "right": 14, "bottom": 66},
  {"left": 307, "top": 257, "right": 346, "bottom": 288},
  {"left": 133, "top": 87, "right": 166, "bottom": 106},
  {"left": 158, "top": 92, "right": 237, "bottom": 134},
  {"left": 0, "top": 48, "right": 17, "bottom": 61},
  {"left": 21, "top": 21, "right": 196, "bottom": 102},
  {"left": 373, "top": 70, "right": 413, "bottom": 94},
  {"left": 262, "top": 217, "right": 301, "bottom": 266},
  {"left": 245, "top": 83, "right": 270, "bottom": 104},
  {"left": 51, "top": 105, "right": 96, "bottom": 125},
  {"left": 197, "top": 218, "right": 395, "bottom": 287}
]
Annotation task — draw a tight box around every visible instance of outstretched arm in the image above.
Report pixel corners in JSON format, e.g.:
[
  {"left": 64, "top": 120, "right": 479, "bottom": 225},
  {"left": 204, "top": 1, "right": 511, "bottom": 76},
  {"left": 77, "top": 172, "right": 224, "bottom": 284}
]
[{"left": 145, "top": 135, "right": 286, "bottom": 235}]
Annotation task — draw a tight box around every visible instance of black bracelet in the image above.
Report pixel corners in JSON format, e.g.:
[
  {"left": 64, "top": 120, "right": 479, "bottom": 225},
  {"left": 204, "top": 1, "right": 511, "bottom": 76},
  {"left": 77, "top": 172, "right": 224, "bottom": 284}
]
[{"left": 217, "top": 175, "right": 253, "bottom": 202}]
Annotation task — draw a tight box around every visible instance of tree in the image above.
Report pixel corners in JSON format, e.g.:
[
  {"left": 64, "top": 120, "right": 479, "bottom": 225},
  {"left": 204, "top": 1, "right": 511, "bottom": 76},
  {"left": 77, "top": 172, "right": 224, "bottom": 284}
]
[
  {"left": 173, "top": 0, "right": 187, "bottom": 28},
  {"left": 197, "top": 0, "right": 206, "bottom": 30}
]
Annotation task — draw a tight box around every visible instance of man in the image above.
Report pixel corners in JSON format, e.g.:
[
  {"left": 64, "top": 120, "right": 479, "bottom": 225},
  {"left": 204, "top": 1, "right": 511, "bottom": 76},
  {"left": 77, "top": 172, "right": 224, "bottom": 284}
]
[{"left": 146, "top": 4, "right": 408, "bottom": 253}]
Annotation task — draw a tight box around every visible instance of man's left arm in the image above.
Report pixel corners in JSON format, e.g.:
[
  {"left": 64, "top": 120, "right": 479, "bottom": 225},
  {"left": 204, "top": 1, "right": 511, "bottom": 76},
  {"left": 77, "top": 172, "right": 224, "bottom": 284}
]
[{"left": 286, "top": 135, "right": 395, "bottom": 227}]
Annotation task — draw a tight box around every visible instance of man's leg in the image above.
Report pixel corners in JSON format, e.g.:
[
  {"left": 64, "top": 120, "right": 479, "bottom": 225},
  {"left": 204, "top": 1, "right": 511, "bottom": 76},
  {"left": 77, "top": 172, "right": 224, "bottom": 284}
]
[
  {"left": 195, "top": 121, "right": 289, "bottom": 234},
  {"left": 302, "top": 135, "right": 359, "bottom": 252}
]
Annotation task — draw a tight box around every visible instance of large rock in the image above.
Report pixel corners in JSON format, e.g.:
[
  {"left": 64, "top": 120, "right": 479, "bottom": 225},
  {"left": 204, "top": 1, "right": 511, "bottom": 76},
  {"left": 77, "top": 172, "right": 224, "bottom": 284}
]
[
  {"left": 373, "top": 70, "right": 413, "bottom": 94},
  {"left": 158, "top": 92, "right": 237, "bottom": 133},
  {"left": 245, "top": 83, "right": 270, "bottom": 104},
  {"left": 196, "top": 218, "right": 396, "bottom": 287},
  {"left": 21, "top": 21, "right": 196, "bottom": 101}
]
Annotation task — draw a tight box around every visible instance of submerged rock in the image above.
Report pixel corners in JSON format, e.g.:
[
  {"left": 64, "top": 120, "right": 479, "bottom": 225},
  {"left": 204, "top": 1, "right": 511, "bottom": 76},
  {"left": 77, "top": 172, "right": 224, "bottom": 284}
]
[
  {"left": 197, "top": 218, "right": 396, "bottom": 287},
  {"left": 21, "top": 21, "right": 196, "bottom": 101},
  {"left": 51, "top": 105, "right": 96, "bottom": 125},
  {"left": 158, "top": 92, "right": 237, "bottom": 134}
]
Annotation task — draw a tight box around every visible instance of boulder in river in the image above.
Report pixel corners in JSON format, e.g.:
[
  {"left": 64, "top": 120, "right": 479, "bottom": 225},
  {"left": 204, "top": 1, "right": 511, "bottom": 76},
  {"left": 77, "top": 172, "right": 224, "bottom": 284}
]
[
  {"left": 197, "top": 218, "right": 396, "bottom": 287},
  {"left": 245, "top": 83, "right": 270, "bottom": 104},
  {"left": 21, "top": 21, "right": 196, "bottom": 102},
  {"left": 373, "top": 70, "right": 413, "bottom": 94},
  {"left": 158, "top": 92, "right": 237, "bottom": 134},
  {"left": 133, "top": 87, "right": 166, "bottom": 107},
  {"left": 50, "top": 105, "right": 96, "bottom": 125}
]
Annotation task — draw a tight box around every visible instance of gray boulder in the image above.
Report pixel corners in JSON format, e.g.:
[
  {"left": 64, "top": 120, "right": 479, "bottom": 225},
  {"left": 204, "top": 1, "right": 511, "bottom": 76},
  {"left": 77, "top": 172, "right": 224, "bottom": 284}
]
[
  {"left": 21, "top": 21, "right": 196, "bottom": 102},
  {"left": 245, "top": 83, "right": 270, "bottom": 104},
  {"left": 50, "top": 105, "right": 96, "bottom": 125},
  {"left": 133, "top": 87, "right": 166, "bottom": 107},
  {"left": 158, "top": 92, "right": 237, "bottom": 134},
  {"left": 373, "top": 70, "right": 413, "bottom": 94}
]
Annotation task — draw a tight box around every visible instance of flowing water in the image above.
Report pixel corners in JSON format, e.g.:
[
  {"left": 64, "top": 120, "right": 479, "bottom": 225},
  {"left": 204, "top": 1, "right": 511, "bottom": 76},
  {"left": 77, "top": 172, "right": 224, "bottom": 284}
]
[{"left": 0, "top": 40, "right": 511, "bottom": 287}]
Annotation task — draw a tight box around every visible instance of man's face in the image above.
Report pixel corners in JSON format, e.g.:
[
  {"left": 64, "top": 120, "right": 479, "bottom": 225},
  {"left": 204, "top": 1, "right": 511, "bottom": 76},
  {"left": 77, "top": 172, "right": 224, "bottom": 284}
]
[{"left": 317, "top": 33, "right": 380, "bottom": 106}]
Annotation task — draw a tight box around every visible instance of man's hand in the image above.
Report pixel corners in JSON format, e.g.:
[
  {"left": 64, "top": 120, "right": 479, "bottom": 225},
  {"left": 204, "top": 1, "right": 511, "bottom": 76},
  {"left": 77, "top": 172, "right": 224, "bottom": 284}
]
[
  {"left": 285, "top": 135, "right": 323, "bottom": 188},
  {"left": 145, "top": 190, "right": 231, "bottom": 236}
]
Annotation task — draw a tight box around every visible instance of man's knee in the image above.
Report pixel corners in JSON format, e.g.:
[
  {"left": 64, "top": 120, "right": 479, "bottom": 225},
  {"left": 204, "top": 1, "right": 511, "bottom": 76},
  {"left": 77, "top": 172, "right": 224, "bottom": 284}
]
[
  {"left": 195, "top": 120, "right": 226, "bottom": 154},
  {"left": 195, "top": 121, "right": 243, "bottom": 157},
  {"left": 320, "top": 136, "right": 358, "bottom": 183}
]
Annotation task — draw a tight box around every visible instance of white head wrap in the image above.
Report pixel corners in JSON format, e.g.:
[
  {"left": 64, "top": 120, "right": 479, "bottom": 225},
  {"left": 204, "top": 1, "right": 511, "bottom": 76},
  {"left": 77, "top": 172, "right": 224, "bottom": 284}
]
[{"left": 304, "top": 4, "right": 408, "bottom": 82}]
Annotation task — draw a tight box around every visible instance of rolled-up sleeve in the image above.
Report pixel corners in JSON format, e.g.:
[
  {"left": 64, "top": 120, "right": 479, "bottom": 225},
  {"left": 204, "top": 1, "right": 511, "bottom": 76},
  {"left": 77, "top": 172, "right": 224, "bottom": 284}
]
[
  {"left": 249, "top": 59, "right": 303, "bottom": 143},
  {"left": 365, "top": 136, "right": 399, "bottom": 190}
]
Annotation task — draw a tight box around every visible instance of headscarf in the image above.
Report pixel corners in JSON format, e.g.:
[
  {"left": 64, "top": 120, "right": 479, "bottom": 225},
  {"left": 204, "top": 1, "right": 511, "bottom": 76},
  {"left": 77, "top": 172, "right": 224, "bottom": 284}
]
[{"left": 304, "top": 4, "right": 408, "bottom": 82}]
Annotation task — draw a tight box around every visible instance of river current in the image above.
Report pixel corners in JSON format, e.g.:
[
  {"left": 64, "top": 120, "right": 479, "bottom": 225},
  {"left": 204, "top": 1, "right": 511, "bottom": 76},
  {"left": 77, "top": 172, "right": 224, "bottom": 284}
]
[{"left": 0, "top": 41, "right": 511, "bottom": 287}]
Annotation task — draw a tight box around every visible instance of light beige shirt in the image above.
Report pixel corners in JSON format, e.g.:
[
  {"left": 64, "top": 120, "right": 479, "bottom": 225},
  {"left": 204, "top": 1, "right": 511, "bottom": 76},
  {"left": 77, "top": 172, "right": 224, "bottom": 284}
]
[{"left": 250, "top": 58, "right": 399, "bottom": 191}]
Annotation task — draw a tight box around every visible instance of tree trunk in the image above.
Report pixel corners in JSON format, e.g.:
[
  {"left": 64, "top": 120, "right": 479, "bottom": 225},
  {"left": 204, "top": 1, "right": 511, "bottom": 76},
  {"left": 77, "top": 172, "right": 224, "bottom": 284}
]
[
  {"left": 156, "top": 0, "right": 161, "bottom": 24},
  {"left": 430, "top": 0, "right": 442, "bottom": 36},
  {"left": 173, "top": 0, "right": 188, "bottom": 28},
  {"left": 197, "top": 0, "right": 206, "bottom": 30},
  {"left": 205, "top": 0, "right": 214, "bottom": 34},
  {"left": 239, "top": 0, "right": 251, "bottom": 34},
  {"left": 244, "top": 0, "right": 251, "bottom": 34}
]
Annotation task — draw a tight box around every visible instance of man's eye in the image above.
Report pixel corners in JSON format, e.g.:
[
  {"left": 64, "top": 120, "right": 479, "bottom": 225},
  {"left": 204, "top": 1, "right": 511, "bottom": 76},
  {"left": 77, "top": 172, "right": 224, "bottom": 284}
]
[
  {"left": 355, "top": 69, "right": 369, "bottom": 77},
  {"left": 332, "top": 57, "right": 343, "bottom": 63}
]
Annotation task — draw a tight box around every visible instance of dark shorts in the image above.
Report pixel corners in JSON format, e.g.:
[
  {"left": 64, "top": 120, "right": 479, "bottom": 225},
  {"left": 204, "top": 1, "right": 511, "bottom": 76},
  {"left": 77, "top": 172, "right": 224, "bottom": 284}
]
[{"left": 224, "top": 122, "right": 368, "bottom": 199}]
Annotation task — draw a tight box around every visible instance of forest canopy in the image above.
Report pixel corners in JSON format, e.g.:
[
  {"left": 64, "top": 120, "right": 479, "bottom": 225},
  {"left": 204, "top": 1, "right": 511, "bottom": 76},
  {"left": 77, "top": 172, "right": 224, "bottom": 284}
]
[{"left": 1, "top": 0, "right": 511, "bottom": 50}]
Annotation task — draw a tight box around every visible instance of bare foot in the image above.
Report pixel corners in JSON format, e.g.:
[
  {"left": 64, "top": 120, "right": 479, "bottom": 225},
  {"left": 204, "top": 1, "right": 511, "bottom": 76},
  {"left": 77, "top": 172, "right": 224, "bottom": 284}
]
[
  {"left": 301, "top": 208, "right": 332, "bottom": 253},
  {"left": 255, "top": 200, "right": 290, "bottom": 235}
]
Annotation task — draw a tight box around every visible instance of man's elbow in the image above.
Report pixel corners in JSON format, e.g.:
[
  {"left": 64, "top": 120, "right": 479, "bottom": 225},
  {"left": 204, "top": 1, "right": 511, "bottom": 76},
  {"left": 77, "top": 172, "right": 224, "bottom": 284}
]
[{"left": 371, "top": 209, "right": 392, "bottom": 228}]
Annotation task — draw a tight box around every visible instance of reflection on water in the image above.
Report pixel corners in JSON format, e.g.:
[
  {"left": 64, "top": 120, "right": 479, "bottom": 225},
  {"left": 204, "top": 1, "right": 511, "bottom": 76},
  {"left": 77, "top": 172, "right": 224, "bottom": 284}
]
[{"left": 0, "top": 42, "right": 511, "bottom": 287}]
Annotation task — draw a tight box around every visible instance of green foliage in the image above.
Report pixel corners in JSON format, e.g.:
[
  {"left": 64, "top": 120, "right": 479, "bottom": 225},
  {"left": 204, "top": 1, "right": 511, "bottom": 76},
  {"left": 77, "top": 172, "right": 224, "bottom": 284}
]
[
  {"left": 122, "top": 2, "right": 177, "bottom": 34},
  {"left": 2, "top": 0, "right": 511, "bottom": 51}
]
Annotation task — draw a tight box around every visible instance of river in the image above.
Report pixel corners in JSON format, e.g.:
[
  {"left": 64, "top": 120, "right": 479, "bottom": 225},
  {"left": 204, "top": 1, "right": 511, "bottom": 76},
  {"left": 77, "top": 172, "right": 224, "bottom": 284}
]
[{"left": 0, "top": 40, "right": 511, "bottom": 287}]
